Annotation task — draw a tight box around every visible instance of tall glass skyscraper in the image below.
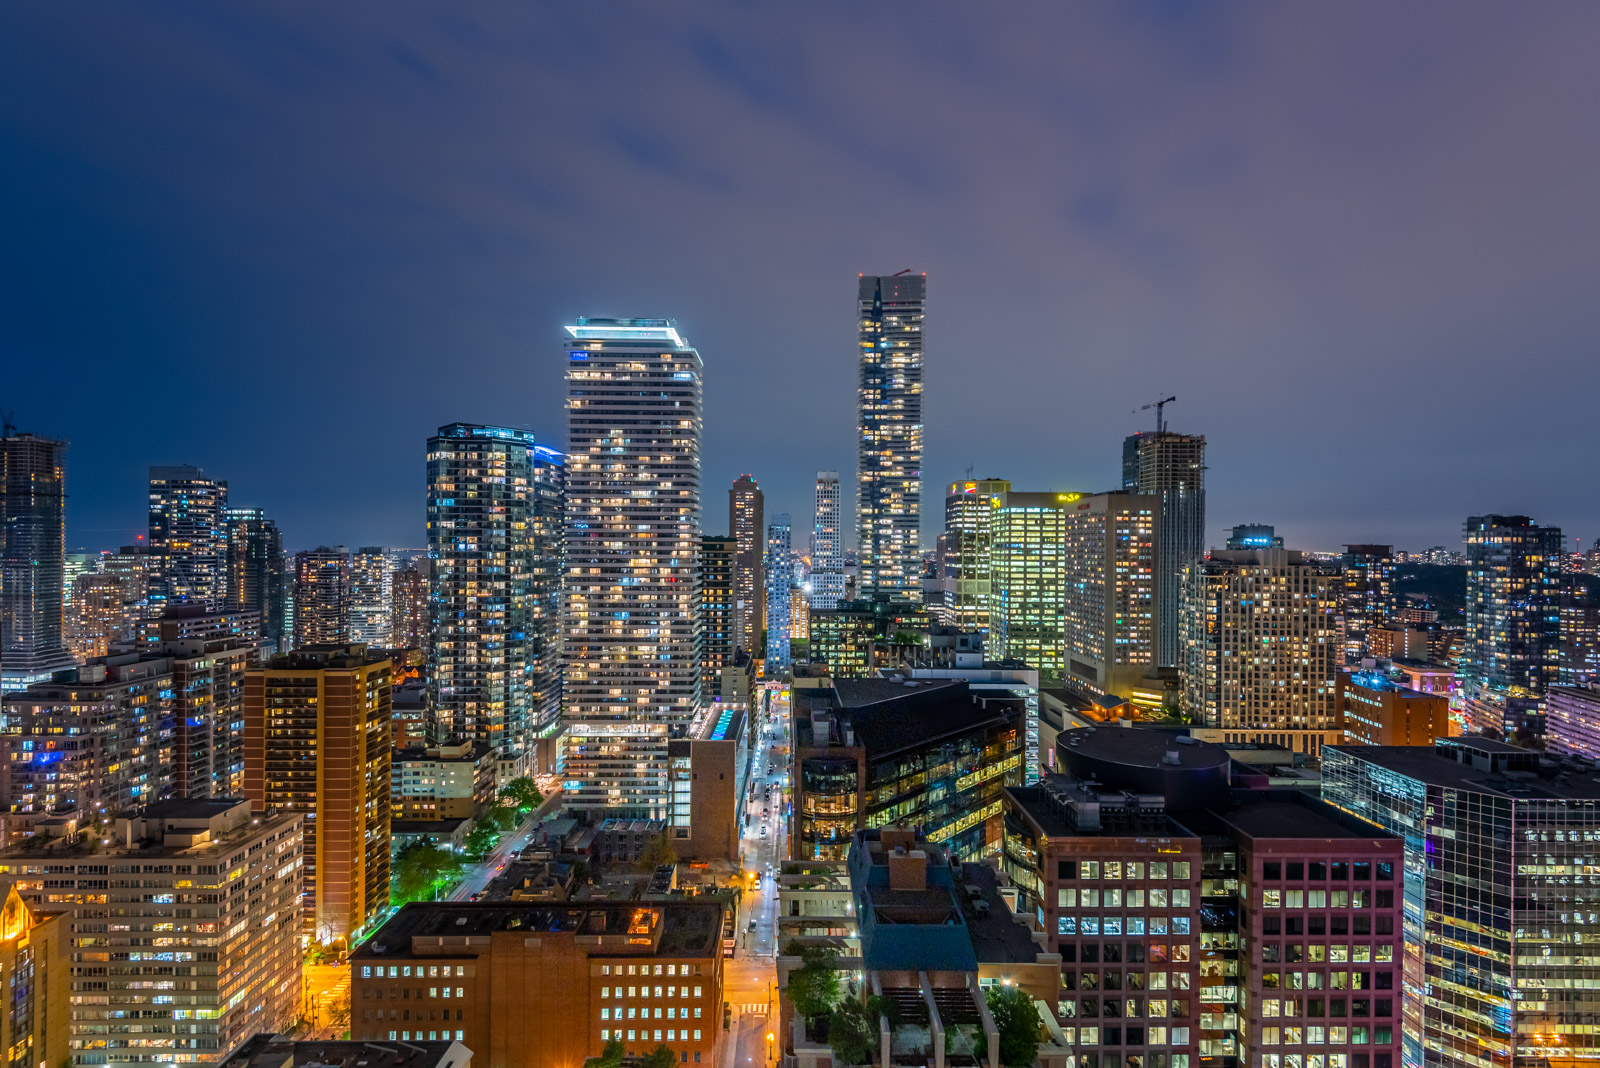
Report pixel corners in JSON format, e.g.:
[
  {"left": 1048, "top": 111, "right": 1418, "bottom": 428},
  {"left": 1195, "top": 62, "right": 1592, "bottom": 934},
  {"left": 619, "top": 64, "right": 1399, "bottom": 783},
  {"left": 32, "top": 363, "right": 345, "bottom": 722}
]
[
  {"left": 1124, "top": 431, "right": 1205, "bottom": 669},
  {"left": 529, "top": 443, "right": 566, "bottom": 771},
  {"left": 561, "top": 318, "right": 702, "bottom": 818},
  {"left": 0, "top": 429, "right": 76, "bottom": 693},
  {"left": 943, "top": 478, "right": 1011, "bottom": 633},
  {"left": 765, "top": 514, "right": 791, "bottom": 672},
  {"left": 810, "top": 470, "right": 845, "bottom": 609},
  {"left": 856, "top": 274, "right": 925, "bottom": 602},
  {"left": 729, "top": 474, "right": 764, "bottom": 656},
  {"left": 148, "top": 465, "right": 229, "bottom": 611},
  {"left": 224, "top": 507, "right": 286, "bottom": 652},
  {"left": 348, "top": 546, "right": 392, "bottom": 646},
  {"left": 1464, "top": 514, "right": 1561, "bottom": 695},
  {"left": 426, "top": 423, "right": 541, "bottom": 777}
]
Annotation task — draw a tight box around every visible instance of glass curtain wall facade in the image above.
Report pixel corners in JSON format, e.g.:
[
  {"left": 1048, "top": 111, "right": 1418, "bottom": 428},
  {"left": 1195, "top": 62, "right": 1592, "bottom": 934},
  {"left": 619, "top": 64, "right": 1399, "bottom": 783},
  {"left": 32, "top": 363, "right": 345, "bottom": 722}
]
[
  {"left": 224, "top": 507, "right": 286, "bottom": 652},
  {"left": 0, "top": 431, "right": 75, "bottom": 692},
  {"left": 766, "top": 514, "right": 791, "bottom": 672},
  {"left": 1463, "top": 516, "right": 1562, "bottom": 726},
  {"left": 856, "top": 274, "right": 925, "bottom": 602},
  {"left": 148, "top": 465, "right": 229, "bottom": 611},
  {"left": 945, "top": 478, "right": 1011, "bottom": 633},
  {"left": 810, "top": 470, "right": 846, "bottom": 610},
  {"left": 1128, "top": 432, "right": 1206, "bottom": 669},
  {"left": 991, "top": 492, "right": 1072, "bottom": 679},
  {"left": 562, "top": 318, "right": 702, "bottom": 818},
  {"left": 1340, "top": 545, "right": 1395, "bottom": 663}
]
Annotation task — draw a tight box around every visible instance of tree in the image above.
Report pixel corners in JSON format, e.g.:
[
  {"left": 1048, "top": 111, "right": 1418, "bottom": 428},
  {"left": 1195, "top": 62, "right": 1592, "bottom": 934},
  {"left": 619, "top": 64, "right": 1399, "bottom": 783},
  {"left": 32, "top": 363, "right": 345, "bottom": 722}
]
[
  {"left": 636, "top": 833, "right": 679, "bottom": 872},
  {"left": 392, "top": 844, "right": 464, "bottom": 905},
  {"left": 638, "top": 1045, "right": 678, "bottom": 1068},
  {"left": 583, "top": 1038, "right": 625, "bottom": 1068},
  {"left": 787, "top": 945, "right": 842, "bottom": 1021},
  {"left": 464, "top": 820, "right": 500, "bottom": 861},
  {"left": 498, "top": 777, "right": 544, "bottom": 814},
  {"left": 827, "top": 995, "right": 887, "bottom": 1066},
  {"left": 985, "top": 985, "right": 1042, "bottom": 1068},
  {"left": 488, "top": 804, "right": 519, "bottom": 832}
]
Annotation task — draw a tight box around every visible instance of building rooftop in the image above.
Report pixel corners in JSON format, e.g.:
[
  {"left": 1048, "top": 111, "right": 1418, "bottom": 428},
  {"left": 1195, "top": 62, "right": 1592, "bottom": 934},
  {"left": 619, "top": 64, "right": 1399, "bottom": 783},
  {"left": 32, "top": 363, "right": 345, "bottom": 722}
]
[
  {"left": 1328, "top": 742, "right": 1600, "bottom": 801},
  {"left": 1057, "top": 726, "right": 1232, "bottom": 773},
  {"left": 1210, "top": 796, "right": 1389, "bottom": 841},
  {"left": 820, "top": 680, "right": 1020, "bottom": 756},
  {"left": 218, "top": 1035, "right": 467, "bottom": 1068},
  {"left": 353, "top": 901, "right": 722, "bottom": 959}
]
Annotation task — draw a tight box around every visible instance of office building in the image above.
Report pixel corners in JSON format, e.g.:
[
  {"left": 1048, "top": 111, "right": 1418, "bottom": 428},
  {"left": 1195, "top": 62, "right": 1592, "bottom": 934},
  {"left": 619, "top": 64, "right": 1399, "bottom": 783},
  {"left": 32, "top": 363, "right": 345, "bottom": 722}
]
[
  {"left": 0, "top": 800, "right": 304, "bottom": 1067},
  {"left": 350, "top": 900, "right": 726, "bottom": 1068},
  {"left": 0, "top": 883, "right": 70, "bottom": 1068},
  {"left": 766, "top": 514, "right": 792, "bottom": 672},
  {"left": 1462, "top": 515, "right": 1562, "bottom": 727},
  {"left": 426, "top": 425, "right": 545, "bottom": 776},
  {"left": 1182, "top": 544, "right": 1342, "bottom": 755},
  {"left": 562, "top": 319, "right": 702, "bottom": 818},
  {"left": 808, "top": 595, "right": 928, "bottom": 680},
  {"left": 245, "top": 643, "right": 392, "bottom": 944},
  {"left": 293, "top": 546, "right": 352, "bottom": 649},
  {"left": 730, "top": 474, "right": 764, "bottom": 657},
  {"left": 1126, "top": 430, "right": 1206, "bottom": 669},
  {"left": 666, "top": 707, "right": 750, "bottom": 862},
  {"left": 350, "top": 546, "right": 393, "bottom": 646},
  {"left": 699, "top": 535, "right": 735, "bottom": 700},
  {"left": 1, "top": 653, "right": 173, "bottom": 815},
  {"left": 1324, "top": 738, "right": 1600, "bottom": 1068},
  {"left": 810, "top": 470, "right": 846, "bottom": 610},
  {"left": 1062, "top": 491, "right": 1160, "bottom": 707},
  {"left": 393, "top": 741, "right": 497, "bottom": 821},
  {"left": 1226, "top": 524, "right": 1284, "bottom": 550},
  {"left": 1546, "top": 684, "right": 1600, "bottom": 760},
  {"left": 391, "top": 564, "right": 428, "bottom": 650},
  {"left": 147, "top": 464, "right": 229, "bottom": 611},
  {"left": 0, "top": 430, "right": 76, "bottom": 694},
  {"left": 790, "top": 678, "right": 1023, "bottom": 861},
  {"left": 903, "top": 632, "right": 1042, "bottom": 780},
  {"left": 1005, "top": 729, "right": 1404, "bottom": 1068},
  {"left": 219, "top": 1035, "right": 471, "bottom": 1068},
  {"left": 1340, "top": 546, "right": 1394, "bottom": 662},
  {"left": 990, "top": 491, "right": 1074, "bottom": 678},
  {"left": 856, "top": 273, "right": 925, "bottom": 602},
  {"left": 943, "top": 478, "right": 1011, "bottom": 633},
  {"left": 789, "top": 592, "right": 809, "bottom": 648},
  {"left": 1338, "top": 670, "right": 1451, "bottom": 747},
  {"left": 224, "top": 507, "right": 287, "bottom": 651}
]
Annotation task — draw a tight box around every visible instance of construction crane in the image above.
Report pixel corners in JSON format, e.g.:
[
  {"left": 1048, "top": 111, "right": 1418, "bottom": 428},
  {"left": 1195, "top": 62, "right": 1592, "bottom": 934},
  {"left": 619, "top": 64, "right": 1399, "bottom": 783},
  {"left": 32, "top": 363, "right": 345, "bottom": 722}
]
[{"left": 1135, "top": 395, "right": 1177, "bottom": 434}]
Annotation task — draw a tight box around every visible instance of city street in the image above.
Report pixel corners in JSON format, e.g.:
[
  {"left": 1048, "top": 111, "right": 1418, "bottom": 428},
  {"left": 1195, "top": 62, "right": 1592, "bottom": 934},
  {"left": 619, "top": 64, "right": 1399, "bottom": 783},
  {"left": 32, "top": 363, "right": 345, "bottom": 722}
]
[
  {"left": 447, "top": 808, "right": 545, "bottom": 901},
  {"left": 723, "top": 688, "right": 791, "bottom": 1068}
]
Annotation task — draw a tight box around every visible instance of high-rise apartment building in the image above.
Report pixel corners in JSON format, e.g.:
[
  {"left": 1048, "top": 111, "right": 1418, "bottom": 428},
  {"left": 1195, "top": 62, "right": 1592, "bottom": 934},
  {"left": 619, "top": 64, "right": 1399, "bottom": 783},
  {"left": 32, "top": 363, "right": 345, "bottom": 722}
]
[
  {"left": 1, "top": 653, "right": 174, "bottom": 815},
  {"left": 1463, "top": 514, "right": 1561, "bottom": 700},
  {"left": 390, "top": 564, "right": 428, "bottom": 650},
  {"left": 528, "top": 444, "right": 567, "bottom": 768},
  {"left": 1324, "top": 738, "right": 1600, "bottom": 1068},
  {"left": 765, "top": 514, "right": 792, "bottom": 672},
  {"left": 1, "top": 430, "right": 76, "bottom": 693},
  {"left": 245, "top": 643, "right": 392, "bottom": 944},
  {"left": 562, "top": 318, "right": 702, "bottom": 818},
  {"left": 1182, "top": 545, "right": 1342, "bottom": 755},
  {"left": 224, "top": 507, "right": 286, "bottom": 651},
  {"left": 1062, "top": 491, "right": 1161, "bottom": 706},
  {"left": 699, "top": 535, "right": 735, "bottom": 700},
  {"left": 810, "top": 470, "right": 846, "bottom": 609},
  {"left": 1340, "top": 545, "right": 1395, "bottom": 663},
  {"left": 990, "top": 491, "right": 1073, "bottom": 678},
  {"left": 147, "top": 464, "right": 229, "bottom": 611},
  {"left": 943, "top": 478, "right": 1011, "bottom": 633},
  {"left": 856, "top": 273, "right": 925, "bottom": 601},
  {"left": 0, "top": 800, "right": 304, "bottom": 1068},
  {"left": 1560, "top": 574, "right": 1600, "bottom": 686},
  {"left": 0, "top": 886, "right": 69, "bottom": 1068},
  {"left": 67, "top": 571, "right": 131, "bottom": 660},
  {"left": 293, "top": 545, "right": 352, "bottom": 648},
  {"left": 1126, "top": 431, "right": 1205, "bottom": 668},
  {"left": 729, "top": 474, "right": 764, "bottom": 656},
  {"left": 426, "top": 425, "right": 556, "bottom": 777},
  {"left": 350, "top": 546, "right": 393, "bottom": 645}
]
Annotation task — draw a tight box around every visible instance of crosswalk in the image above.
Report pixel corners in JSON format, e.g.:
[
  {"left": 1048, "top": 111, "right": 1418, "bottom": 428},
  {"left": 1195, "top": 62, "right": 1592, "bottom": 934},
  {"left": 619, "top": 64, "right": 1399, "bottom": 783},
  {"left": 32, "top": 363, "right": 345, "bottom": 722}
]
[{"left": 736, "top": 1004, "right": 770, "bottom": 1017}]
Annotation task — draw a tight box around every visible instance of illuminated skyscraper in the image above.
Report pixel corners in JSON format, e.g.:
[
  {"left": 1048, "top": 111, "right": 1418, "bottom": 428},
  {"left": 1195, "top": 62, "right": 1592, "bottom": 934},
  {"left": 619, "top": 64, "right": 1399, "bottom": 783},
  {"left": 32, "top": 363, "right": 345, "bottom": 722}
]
[
  {"left": 810, "top": 470, "right": 845, "bottom": 609},
  {"left": 348, "top": 546, "right": 392, "bottom": 646},
  {"left": 1340, "top": 544, "right": 1394, "bottom": 662},
  {"left": 729, "top": 475, "right": 764, "bottom": 656},
  {"left": 1125, "top": 431, "right": 1205, "bottom": 668},
  {"left": 699, "top": 535, "right": 735, "bottom": 698},
  {"left": 426, "top": 424, "right": 542, "bottom": 776},
  {"left": 766, "top": 514, "right": 792, "bottom": 672},
  {"left": 943, "top": 478, "right": 1011, "bottom": 633},
  {"left": 389, "top": 564, "right": 427, "bottom": 650},
  {"left": 292, "top": 546, "right": 351, "bottom": 648},
  {"left": 528, "top": 444, "right": 567, "bottom": 769},
  {"left": 990, "top": 491, "right": 1073, "bottom": 678},
  {"left": 856, "top": 273, "right": 925, "bottom": 601},
  {"left": 0, "top": 429, "right": 75, "bottom": 693},
  {"left": 147, "top": 464, "right": 229, "bottom": 611},
  {"left": 1462, "top": 514, "right": 1562, "bottom": 736},
  {"left": 562, "top": 317, "right": 702, "bottom": 818},
  {"left": 1062, "top": 491, "right": 1161, "bottom": 707},
  {"left": 223, "top": 507, "right": 286, "bottom": 651}
]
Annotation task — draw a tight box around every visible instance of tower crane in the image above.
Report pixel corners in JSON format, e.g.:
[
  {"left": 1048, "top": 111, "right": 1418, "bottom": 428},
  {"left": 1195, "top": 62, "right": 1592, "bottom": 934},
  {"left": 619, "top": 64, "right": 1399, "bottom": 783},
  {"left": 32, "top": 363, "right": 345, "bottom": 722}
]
[{"left": 1135, "top": 395, "right": 1177, "bottom": 434}]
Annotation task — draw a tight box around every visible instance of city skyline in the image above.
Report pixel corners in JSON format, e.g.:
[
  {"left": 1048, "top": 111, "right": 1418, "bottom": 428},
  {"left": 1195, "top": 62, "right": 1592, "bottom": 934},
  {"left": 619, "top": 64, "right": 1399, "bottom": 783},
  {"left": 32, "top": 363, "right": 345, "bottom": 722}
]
[{"left": 6, "top": 6, "right": 1600, "bottom": 556}]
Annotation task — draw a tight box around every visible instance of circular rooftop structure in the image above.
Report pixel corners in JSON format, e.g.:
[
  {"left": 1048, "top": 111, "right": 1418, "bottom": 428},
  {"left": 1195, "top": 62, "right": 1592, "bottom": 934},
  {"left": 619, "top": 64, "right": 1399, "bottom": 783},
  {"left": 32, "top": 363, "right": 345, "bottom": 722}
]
[{"left": 1057, "top": 726, "right": 1231, "bottom": 809}]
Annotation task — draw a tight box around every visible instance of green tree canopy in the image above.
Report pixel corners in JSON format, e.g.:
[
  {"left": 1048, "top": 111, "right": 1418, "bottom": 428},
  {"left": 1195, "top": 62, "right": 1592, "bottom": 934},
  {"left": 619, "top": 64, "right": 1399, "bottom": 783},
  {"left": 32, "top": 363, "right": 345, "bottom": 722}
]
[
  {"left": 463, "top": 820, "right": 501, "bottom": 861},
  {"left": 638, "top": 1044, "right": 678, "bottom": 1068},
  {"left": 582, "top": 1038, "right": 624, "bottom": 1068},
  {"left": 635, "top": 834, "right": 679, "bottom": 872},
  {"left": 498, "top": 777, "right": 544, "bottom": 813},
  {"left": 827, "top": 995, "right": 887, "bottom": 1066},
  {"left": 391, "top": 844, "right": 464, "bottom": 905},
  {"left": 787, "top": 944, "right": 842, "bottom": 1021},
  {"left": 985, "top": 985, "right": 1042, "bottom": 1068}
]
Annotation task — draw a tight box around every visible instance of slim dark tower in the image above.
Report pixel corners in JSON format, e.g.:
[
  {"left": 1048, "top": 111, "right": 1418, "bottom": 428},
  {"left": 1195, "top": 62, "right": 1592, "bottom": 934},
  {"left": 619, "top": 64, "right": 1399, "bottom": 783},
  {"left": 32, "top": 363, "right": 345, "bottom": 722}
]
[
  {"left": 0, "top": 428, "right": 76, "bottom": 692},
  {"left": 225, "top": 507, "right": 286, "bottom": 652},
  {"left": 1126, "top": 430, "right": 1206, "bottom": 669}
]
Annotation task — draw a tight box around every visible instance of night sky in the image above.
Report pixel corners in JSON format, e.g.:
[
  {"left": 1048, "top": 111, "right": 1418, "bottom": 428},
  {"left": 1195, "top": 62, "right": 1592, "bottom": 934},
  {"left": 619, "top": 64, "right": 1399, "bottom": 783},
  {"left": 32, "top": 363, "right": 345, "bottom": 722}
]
[{"left": 5, "top": 4, "right": 1599, "bottom": 555}]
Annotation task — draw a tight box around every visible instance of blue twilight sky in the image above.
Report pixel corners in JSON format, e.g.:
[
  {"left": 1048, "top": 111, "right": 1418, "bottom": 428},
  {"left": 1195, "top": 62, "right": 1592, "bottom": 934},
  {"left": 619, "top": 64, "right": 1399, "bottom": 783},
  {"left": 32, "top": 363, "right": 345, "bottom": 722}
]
[{"left": 4, "top": 3, "right": 1599, "bottom": 556}]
